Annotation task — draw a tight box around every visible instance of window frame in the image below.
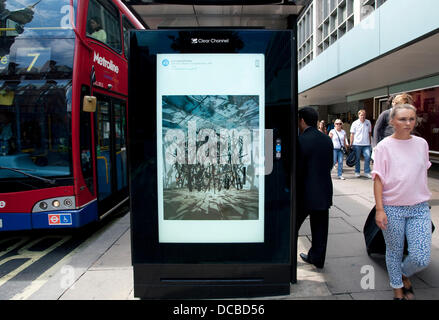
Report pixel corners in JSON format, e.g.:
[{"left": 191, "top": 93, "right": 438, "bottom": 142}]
[
  {"left": 86, "top": 0, "right": 123, "bottom": 54},
  {"left": 122, "top": 16, "right": 135, "bottom": 59}
]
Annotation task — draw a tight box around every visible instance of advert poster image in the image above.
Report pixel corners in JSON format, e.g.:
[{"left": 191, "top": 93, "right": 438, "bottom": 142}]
[{"left": 161, "top": 95, "right": 261, "bottom": 221}]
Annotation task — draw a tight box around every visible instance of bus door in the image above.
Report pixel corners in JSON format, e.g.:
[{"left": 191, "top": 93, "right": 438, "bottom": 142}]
[{"left": 95, "top": 94, "right": 128, "bottom": 215}]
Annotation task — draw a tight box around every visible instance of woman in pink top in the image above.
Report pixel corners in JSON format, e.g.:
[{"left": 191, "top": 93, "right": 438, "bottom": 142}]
[{"left": 372, "top": 104, "right": 432, "bottom": 300}]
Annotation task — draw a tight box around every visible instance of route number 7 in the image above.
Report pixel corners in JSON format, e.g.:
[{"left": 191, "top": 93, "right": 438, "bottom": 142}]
[{"left": 26, "top": 53, "right": 41, "bottom": 72}]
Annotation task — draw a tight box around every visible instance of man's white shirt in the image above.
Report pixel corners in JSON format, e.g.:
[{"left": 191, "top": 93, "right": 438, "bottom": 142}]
[{"left": 350, "top": 119, "right": 371, "bottom": 146}]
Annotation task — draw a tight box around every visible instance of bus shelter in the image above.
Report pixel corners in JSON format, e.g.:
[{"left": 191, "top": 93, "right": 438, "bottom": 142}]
[{"left": 128, "top": 29, "right": 297, "bottom": 299}]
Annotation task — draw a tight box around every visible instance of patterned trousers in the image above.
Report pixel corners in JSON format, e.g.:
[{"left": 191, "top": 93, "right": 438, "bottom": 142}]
[{"left": 382, "top": 202, "right": 431, "bottom": 289}]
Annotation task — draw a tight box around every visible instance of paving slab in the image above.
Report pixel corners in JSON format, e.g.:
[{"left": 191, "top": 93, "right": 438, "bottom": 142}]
[
  {"left": 333, "top": 195, "right": 374, "bottom": 217},
  {"left": 326, "top": 233, "right": 367, "bottom": 258},
  {"left": 60, "top": 268, "right": 134, "bottom": 300},
  {"left": 351, "top": 288, "right": 439, "bottom": 300},
  {"left": 415, "top": 247, "right": 439, "bottom": 288},
  {"left": 350, "top": 290, "right": 394, "bottom": 300},
  {"left": 329, "top": 205, "right": 349, "bottom": 218},
  {"left": 297, "top": 235, "right": 311, "bottom": 254},
  {"left": 323, "top": 255, "right": 429, "bottom": 295},
  {"left": 298, "top": 217, "right": 358, "bottom": 237},
  {"left": 27, "top": 214, "right": 130, "bottom": 300},
  {"left": 90, "top": 230, "right": 131, "bottom": 270},
  {"left": 288, "top": 277, "right": 332, "bottom": 299},
  {"left": 323, "top": 255, "right": 390, "bottom": 294},
  {"left": 342, "top": 215, "right": 368, "bottom": 233},
  {"left": 407, "top": 288, "right": 439, "bottom": 300},
  {"left": 289, "top": 294, "right": 353, "bottom": 300}
]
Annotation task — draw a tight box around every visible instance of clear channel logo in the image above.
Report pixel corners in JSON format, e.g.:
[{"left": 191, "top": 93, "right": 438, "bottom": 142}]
[
  {"left": 162, "top": 59, "right": 169, "bottom": 67},
  {"left": 191, "top": 38, "right": 229, "bottom": 44}
]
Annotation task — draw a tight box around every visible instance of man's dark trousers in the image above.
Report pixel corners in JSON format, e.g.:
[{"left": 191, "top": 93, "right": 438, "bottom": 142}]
[{"left": 297, "top": 209, "right": 329, "bottom": 268}]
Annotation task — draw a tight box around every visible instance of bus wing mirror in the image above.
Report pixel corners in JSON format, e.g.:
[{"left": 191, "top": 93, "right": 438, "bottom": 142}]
[{"left": 83, "top": 96, "right": 97, "bottom": 112}]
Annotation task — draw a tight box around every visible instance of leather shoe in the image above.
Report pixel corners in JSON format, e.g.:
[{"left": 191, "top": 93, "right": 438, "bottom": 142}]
[
  {"left": 300, "top": 253, "right": 312, "bottom": 264},
  {"left": 300, "top": 253, "right": 324, "bottom": 269}
]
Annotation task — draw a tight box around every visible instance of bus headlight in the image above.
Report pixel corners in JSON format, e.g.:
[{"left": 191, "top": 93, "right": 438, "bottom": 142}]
[{"left": 32, "top": 196, "right": 76, "bottom": 212}]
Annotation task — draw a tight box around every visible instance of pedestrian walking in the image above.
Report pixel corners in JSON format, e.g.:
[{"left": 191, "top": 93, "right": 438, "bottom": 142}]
[
  {"left": 350, "top": 109, "right": 372, "bottom": 178},
  {"left": 327, "top": 120, "right": 334, "bottom": 133},
  {"left": 318, "top": 120, "right": 327, "bottom": 134},
  {"left": 372, "top": 93, "right": 414, "bottom": 147},
  {"left": 329, "top": 119, "right": 348, "bottom": 180},
  {"left": 372, "top": 104, "right": 432, "bottom": 300},
  {"left": 296, "top": 107, "right": 333, "bottom": 269}
]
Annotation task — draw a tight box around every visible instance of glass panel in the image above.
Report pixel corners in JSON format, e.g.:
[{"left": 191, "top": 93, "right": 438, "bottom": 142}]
[
  {"left": 114, "top": 100, "right": 127, "bottom": 191},
  {"left": 123, "top": 18, "right": 134, "bottom": 58},
  {"left": 1, "top": 38, "right": 74, "bottom": 80},
  {"left": 80, "top": 85, "right": 94, "bottom": 194},
  {"left": 96, "top": 98, "right": 112, "bottom": 200},
  {"left": 410, "top": 87, "right": 439, "bottom": 153},
  {"left": 0, "top": 0, "right": 75, "bottom": 39},
  {"left": 0, "top": 79, "right": 72, "bottom": 181}
]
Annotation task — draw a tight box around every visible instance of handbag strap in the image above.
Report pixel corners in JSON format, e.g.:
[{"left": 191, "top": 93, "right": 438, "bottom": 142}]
[{"left": 335, "top": 130, "right": 343, "bottom": 149}]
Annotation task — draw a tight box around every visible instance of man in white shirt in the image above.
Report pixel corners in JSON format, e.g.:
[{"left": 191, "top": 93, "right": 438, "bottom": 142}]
[{"left": 349, "top": 109, "right": 372, "bottom": 178}]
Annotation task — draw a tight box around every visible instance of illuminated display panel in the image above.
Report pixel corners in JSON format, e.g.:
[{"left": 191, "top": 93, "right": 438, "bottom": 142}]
[{"left": 156, "top": 53, "right": 265, "bottom": 243}]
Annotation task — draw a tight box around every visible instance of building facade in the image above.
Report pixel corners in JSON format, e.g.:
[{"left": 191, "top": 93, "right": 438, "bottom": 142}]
[{"left": 297, "top": 0, "right": 439, "bottom": 162}]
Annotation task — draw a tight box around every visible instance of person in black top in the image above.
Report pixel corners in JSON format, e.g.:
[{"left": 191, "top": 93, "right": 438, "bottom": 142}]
[
  {"left": 372, "top": 93, "right": 414, "bottom": 147},
  {"left": 296, "top": 107, "right": 333, "bottom": 269}
]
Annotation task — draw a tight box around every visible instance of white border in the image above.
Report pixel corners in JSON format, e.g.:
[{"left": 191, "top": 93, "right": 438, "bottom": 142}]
[{"left": 157, "top": 53, "right": 265, "bottom": 243}]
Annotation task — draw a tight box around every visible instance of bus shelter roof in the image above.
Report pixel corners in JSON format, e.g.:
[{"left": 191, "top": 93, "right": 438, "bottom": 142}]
[{"left": 123, "top": 0, "right": 310, "bottom": 30}]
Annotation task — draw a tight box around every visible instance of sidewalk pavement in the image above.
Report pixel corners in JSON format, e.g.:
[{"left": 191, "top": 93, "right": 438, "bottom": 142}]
[{"left": 26, "top": 162, "right": 439, "bottom": 300}]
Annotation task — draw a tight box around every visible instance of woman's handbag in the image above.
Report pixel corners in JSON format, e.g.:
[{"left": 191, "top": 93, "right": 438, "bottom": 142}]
[
  {"left": 346, "top": 148, "right": 357, "bottom": 167},
  {"left": 363, "top": 205, "right": 436, "bottom": 255},
  {"left": 335, "top": 131, "right": 346, "bottom": 154}
]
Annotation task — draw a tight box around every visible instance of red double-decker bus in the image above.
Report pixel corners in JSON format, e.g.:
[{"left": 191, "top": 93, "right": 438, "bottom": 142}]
[{"left": 0, "top": 0, "right": 144, "bottom": 231}]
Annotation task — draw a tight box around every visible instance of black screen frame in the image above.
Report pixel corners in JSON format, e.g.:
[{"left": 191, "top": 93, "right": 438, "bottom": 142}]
[{"left": 128, "top": 29, "right": 296, "bottom": 265}]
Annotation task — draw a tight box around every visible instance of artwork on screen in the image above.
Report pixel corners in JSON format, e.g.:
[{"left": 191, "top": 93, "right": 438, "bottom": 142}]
[
  {"left": 162, "top": 94, "right": 260, "bottom": 221},
  {"left": 157, "top": 53, "right": 265, "bottom": 243}
]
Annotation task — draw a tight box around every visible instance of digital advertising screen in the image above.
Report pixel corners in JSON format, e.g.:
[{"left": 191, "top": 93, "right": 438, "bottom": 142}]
[{"left": 156, "top": 53, "right": 265, "bottom": 243}]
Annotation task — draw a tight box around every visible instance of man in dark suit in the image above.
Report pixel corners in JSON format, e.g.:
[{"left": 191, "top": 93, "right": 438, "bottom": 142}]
[{"left": 296, "top": 107, "right": 333, "bottom": 269}]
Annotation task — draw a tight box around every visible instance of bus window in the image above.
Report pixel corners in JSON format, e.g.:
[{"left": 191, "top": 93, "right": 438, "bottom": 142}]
[
  {"left": 0, "top": 80, "right": 72, "bottom": 182},
  {"left": 86, "top": 0, "right": 122, "bottom": 52},
  {"left": 0, "top": 111, "right": 13, "bottom": 155},
  {"left": 122, "top": 17, "right": 135, "bottom": 58},
  {"left": 96, "top": 98, "right": 111, "bottom": 200},
  {"left": 114, "top": 100, "right": 127, "bottom": 190}
]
